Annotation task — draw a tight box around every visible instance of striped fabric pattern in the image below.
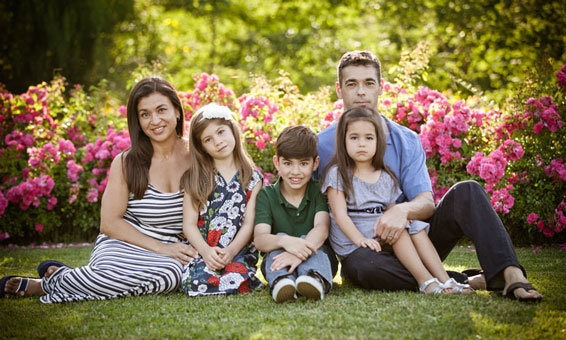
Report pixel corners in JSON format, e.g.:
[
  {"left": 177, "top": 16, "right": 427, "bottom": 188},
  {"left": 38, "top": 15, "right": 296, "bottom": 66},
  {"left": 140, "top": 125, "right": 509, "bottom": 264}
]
[
  {"left": 40, "top": 185, "right": 185, "bottom": 303},
  {"left": 123, "top": 184, "right": 184, "bottom": 243}
]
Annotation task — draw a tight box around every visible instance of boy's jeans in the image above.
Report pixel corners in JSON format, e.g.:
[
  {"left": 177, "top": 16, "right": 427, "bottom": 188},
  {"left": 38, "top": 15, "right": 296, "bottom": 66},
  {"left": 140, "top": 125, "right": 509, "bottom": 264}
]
[{"left": 262, "top": 234, "right": 333, "bottom": 293}]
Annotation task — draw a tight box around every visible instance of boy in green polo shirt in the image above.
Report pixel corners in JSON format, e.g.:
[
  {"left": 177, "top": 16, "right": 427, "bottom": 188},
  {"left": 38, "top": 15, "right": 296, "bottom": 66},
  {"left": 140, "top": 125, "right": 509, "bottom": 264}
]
[{"left": 254, "top": 126, "right": 334, "bottom": 302}]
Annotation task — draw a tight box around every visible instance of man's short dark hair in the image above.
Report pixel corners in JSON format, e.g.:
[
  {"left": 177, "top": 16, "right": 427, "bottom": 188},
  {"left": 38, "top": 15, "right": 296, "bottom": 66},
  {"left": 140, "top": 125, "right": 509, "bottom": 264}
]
[
  {"left": 276, "top": 125, "right": 318, "bottom": 160},
  {"left": 337, "top": 50, "right": 382, "bottom": 86}
]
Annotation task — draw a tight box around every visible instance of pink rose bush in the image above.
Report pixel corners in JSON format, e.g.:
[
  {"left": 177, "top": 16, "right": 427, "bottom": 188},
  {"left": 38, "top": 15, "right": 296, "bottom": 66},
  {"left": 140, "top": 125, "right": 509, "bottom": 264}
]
[
  {"left": 489, "top": 66, "right": 565, "bottom": 241},
  {"left": 180, "top": 72, "right": 237, "bottom": 123},
  {"left": 376, "top": 65, "right": 565, "bottom": 242},
  {"left": 5, "top": 173, "right": 56, "bottom": 211},
  {"left": 381, "top": 83, "right": 496, "bottom": 204},
  {"left": 237, "top": 74, "right": 337, "bottom": 180},
  {"left": 81, "top": 127, "right": 131, "bottom": 202},
  {"left": 0, "top": 78, "right": 128, "bottom": 242},
  {"left": 238, "top": 93, "right": 278, "bottom": 177},
  {"left": 1, "top": 64, "right": 564, "bottom": 244}
]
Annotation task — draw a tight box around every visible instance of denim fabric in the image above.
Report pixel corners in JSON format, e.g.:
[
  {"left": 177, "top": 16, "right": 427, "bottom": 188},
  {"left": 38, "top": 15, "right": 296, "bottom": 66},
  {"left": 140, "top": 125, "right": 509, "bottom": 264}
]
[{"left": 262, "top": 234, "right": 333, "bottom": 293}]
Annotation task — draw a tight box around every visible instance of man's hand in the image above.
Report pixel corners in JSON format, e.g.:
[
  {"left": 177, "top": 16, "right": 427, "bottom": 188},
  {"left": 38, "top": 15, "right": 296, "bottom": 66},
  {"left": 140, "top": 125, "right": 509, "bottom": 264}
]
[
  {"left": 271, "top": 251, "right": 302, "bottom": 273},
  {"left": 373, "top": 204, "right": 408, "bottom": 245}
]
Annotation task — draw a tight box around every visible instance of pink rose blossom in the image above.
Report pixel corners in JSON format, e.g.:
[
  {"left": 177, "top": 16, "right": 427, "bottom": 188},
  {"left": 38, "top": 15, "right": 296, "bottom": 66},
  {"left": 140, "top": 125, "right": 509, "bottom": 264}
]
[
  {"left": 489, "top": 187, "right": 514, "bottom": 214},
  {"left": 527, "top": 213, "right": 539, "bottom": 225},
  {"left": 255, "top": 139, "right": 266, "bottom": 150},
  {"left": 46, "top": 196, "right": 57, "bottom": 210},
  {"left": 86, "top": 188, "right": 99, "bottom": 203},
  {"left": 0, "top": 192, "right": 7, "bottom": 216},
  {"left": 525, "top": 96, "right": 563, "bottom": 133},
  {"left": 543, "top": 226, "right": 555, "bottom": 237},
  {"left": 498, "top": 140, "right": 524, "bottom": 162},
  {"left": 452, "top": 138, "right": 462, "bottom": 148},
  {"left": 66, "top": 160, "right": 84, "bottom": 181},
  {"left": 544, "top": 158, "right": 566, "bottom": 182},
  {"left": 58, "top": 139, "right": 76, "bottom": 156}
]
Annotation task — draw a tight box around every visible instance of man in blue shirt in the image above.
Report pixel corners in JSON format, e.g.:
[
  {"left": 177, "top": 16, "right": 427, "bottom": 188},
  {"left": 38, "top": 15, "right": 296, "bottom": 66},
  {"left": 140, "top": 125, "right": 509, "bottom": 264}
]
[{"left": 317, "top": 50, "right": 542, "bottom": 301}]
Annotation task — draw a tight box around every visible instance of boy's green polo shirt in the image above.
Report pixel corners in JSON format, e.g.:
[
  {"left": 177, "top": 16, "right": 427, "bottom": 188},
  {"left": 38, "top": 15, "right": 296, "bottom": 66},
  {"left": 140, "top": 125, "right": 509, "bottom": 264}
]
[{"left": 254, "top": 178, "right": 328, "bottom": 237}]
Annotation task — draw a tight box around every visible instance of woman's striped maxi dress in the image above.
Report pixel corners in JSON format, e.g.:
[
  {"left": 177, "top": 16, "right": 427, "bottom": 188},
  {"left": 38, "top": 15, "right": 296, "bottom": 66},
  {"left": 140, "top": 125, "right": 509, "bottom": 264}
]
[{"left": 40, "top": 185, "right": 184, "bottom": 303}]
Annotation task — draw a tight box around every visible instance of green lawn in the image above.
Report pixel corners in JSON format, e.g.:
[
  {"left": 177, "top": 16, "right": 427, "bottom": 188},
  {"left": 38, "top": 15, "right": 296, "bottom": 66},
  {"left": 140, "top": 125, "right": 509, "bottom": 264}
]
[{"left": 1, "top": 246, "right": 565, "bottom": 339}]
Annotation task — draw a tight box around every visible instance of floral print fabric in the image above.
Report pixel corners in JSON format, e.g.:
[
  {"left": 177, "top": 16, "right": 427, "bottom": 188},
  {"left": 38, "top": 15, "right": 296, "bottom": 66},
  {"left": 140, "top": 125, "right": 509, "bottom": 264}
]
[{"left": 182, "top": 170, "right": 263, "bottom": 296}]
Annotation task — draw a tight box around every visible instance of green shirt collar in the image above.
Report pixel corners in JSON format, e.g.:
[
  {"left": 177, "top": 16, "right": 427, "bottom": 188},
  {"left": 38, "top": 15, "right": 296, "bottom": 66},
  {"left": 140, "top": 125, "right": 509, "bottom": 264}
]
[{"left": 274, "top": 177, "right": 313, "bottom": 210}]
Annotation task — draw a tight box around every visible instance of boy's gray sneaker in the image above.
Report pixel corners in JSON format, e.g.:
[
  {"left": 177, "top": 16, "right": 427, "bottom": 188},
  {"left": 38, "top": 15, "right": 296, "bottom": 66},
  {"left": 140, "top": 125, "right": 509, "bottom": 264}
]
[
  {"left": 272, "top": 277, "right": 296, "bottom": 303},
  {"left": 296, "top": 274, "right": 324, "bottom": 300}
]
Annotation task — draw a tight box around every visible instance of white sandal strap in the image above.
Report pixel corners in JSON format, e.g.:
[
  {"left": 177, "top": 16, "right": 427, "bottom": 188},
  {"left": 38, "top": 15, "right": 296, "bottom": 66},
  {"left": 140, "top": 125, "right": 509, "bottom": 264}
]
[
  {"left": 442, "top": 277, "right": 472, "bottom": 293},
  {"left": 419, "top": 278, "right": 443, "bottom": 294},
  {"left": 16, "top": 278, "right": 29, "bottom": 293},
  {"left": 442, "top": 278, "right": 457, "bottom": 288}
]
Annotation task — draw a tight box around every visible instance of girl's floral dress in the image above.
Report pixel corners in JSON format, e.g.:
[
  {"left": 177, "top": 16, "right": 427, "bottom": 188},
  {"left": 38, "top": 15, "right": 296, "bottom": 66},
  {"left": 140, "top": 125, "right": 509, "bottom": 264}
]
[{"left": 182, "top": 169, "right": 264, "bottom": 296}]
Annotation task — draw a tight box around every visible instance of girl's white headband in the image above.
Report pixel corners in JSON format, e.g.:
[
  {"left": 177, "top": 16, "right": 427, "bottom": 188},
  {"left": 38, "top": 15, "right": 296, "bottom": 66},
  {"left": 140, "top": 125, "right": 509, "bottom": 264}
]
[{"left": 196, "top": 103, "right": 234, "bottom": 121}]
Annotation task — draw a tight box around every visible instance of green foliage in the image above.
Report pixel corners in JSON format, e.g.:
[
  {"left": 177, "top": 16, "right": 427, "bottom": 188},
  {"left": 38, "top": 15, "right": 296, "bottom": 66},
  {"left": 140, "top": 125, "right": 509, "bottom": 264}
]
[
  {"left": 0, "top": 0, "right": 135, "bottom": 93},
  {"left": 395, "top": 41, "right": 433, "bottom": 89},
  {"left": 427, "top": 0, "right": 566, "bottom": 102},
  {"left": 3, "top": 0, "right": 565, "bottom": 107},
  {"left": 124, "top": 0, "right": 564, "bottom": 105}
]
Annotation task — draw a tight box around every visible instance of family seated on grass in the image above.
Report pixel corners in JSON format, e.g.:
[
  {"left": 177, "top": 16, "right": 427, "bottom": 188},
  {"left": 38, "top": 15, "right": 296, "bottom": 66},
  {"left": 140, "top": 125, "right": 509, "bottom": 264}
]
[{"left": 1, "top": 51, "right": 543, "bottom": 303}]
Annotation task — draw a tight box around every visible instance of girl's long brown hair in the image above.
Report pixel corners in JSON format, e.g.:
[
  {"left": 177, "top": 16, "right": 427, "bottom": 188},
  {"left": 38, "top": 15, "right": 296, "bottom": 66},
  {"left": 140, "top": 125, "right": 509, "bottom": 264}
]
[
  {"left": 322, "top": 107, "right": 397, "bottom": 200},
  {"left": 181, "top": 109, "right": 255, "bottom": 210},
  {"left": 123, "top": 77, "right": 184, "bottom": 199}
]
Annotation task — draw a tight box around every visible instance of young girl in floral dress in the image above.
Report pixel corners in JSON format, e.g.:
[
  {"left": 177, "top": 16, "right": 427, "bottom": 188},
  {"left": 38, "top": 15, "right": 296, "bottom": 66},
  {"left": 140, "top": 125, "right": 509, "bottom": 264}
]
[{"left": 181, "top": 103, "right": 263, "bottom": 296}]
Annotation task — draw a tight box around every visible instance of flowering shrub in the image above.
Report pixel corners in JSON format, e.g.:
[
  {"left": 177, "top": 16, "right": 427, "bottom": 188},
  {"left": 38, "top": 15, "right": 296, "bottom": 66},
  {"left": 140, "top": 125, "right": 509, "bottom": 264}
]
[
  {"left": 180, "top": 73, "right": 238, "bottom": 122},
  {"left": 381, "top": 84, "right": 494, "bottom": 203},
  {"left": 492, "top": 65, "right": 566, "bottom": 240},
  {"left": 1, "top": 63, "right": 564, "bottom": 245},
  {"left": 377, "top": 61, "right": 564, "bottom": 243},
  {"left": 237, "top": 72, "right": 337, "bottom": 184},
  {"left": 0, "top": 78, "right": 128, "bottom": 243}
]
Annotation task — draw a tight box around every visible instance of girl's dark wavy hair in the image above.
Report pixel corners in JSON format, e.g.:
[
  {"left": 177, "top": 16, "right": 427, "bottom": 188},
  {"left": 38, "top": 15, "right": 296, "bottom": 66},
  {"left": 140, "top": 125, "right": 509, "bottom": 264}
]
[{"left": 322, "top": 107, "right": 396, "bottom": 200}]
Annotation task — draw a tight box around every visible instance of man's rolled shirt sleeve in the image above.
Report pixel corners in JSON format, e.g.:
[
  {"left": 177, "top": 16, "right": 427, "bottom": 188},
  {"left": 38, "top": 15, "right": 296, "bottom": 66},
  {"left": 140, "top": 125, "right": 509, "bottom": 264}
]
[{"left": 393, "top": 129, "right": 432, "bottom": 202}]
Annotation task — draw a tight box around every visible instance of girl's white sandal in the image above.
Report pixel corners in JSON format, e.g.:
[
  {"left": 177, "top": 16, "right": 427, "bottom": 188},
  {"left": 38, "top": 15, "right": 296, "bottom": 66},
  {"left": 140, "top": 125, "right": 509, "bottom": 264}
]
[
  {"left": 419, "top": 278, "right": 444, "bottom": 294},
  {"left": 442, "top": 277, "right": 475, "bottom": 294}
]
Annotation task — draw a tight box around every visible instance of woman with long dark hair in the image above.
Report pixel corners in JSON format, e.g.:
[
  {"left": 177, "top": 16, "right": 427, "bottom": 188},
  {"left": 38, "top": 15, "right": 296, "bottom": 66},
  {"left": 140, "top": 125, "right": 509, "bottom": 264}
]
[{"left": 1, "top": 77, "right": 198, "bottom": 302}]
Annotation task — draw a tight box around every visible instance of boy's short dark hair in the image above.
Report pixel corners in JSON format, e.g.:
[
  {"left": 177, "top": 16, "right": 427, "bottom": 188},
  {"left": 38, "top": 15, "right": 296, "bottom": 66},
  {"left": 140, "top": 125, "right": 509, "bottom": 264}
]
[
  {"left": 276, "top": 125, "right": 318, "bottom": 160},
  {"left": 337, "top": 50, "right": 381, "bottom": 87}
]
